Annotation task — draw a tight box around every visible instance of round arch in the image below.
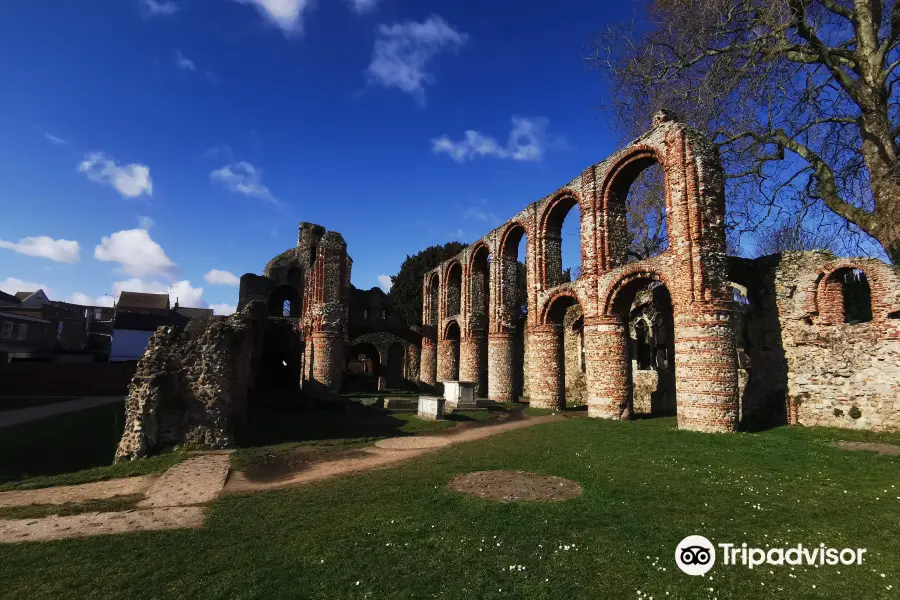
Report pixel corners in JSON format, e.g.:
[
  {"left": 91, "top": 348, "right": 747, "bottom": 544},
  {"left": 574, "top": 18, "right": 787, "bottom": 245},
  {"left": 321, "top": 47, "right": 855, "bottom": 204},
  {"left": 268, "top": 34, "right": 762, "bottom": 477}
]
[{"left": 537, "top": 190, "right": 585, "bottom": 288}]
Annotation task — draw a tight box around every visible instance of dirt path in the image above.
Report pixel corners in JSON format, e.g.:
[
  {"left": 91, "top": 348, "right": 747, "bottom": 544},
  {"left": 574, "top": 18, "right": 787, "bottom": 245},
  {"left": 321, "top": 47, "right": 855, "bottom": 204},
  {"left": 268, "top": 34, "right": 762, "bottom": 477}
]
[
  {"left": 225, "top": 414, "right": 560, "bottom": 494},
  {"left": 0, "top": 396, "right": 124, "bottom": 428},
  {"left": 0, "top": 454, "right": 231, "bottom": 544},
  {"left": 0, "top": 476, "right": 156, "bottom": 509}
]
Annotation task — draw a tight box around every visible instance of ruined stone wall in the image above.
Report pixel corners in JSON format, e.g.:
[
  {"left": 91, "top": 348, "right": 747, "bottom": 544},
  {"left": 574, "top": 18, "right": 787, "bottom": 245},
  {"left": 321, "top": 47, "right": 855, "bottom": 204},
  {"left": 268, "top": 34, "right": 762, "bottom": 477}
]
[
  {"left": 115, "top": 302, "right": 269, "bottom": 461},
  {"left": 732, "top": 251, "right": 900, "bottom": 432}
]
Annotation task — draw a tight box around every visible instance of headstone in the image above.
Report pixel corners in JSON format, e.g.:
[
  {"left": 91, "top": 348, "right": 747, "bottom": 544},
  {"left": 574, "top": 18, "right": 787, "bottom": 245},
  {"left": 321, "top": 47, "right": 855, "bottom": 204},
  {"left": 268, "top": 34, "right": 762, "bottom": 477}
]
[{"left": 417, "top": 396, "right": 446, "bottom": 421}]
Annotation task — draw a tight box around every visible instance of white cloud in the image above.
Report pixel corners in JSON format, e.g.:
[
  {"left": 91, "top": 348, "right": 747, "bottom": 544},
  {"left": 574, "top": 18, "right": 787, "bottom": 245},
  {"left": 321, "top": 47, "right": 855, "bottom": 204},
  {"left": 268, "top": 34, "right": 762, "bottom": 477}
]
[
  {"left": 78, "top": 152, "right": 153, "bottom": 198},
  {"left": 234, "top": 0, "right": 313, "bottom": 35},
  {"left": 112, "top": 278, "right": 206, "bottom": 308},
  {"left": 140, "top": 0, "right": 179, "bottom": 16},
  {"left": 138, "top": 216, "right": 155, "bottom": 230},
  {"left": 94, "top": 229, "right": 176, "bottom": 277},
  {"left": 0, "top": 277, "right": 51, "bottom": 297},
  {"left": 175, "top": 49, "right": 196, "bottom": 71},
  {"left": 205, "top": 269, "right": 240, "bottom": 286},
  {"left": 464, "top": 205, "right": 500, "bottom": 224},
  {"left": 210, "top": 161, "right": 277, "bottom": 203},
  {"left": 43, "top": 132, "right": 68, "bottom": 146},
  {"left": 348, "top": 0, "right": 379, "bottom": 14},
  {"left": 432, "top": 117, "right": 556, "bottom": 163},
  {"left": 67, "top": 292, "right": 115, "bottom": 307},
  {"left": 377, "top": 275, "right": 392, "bottom": 293},
  {"left": 0, "top": 236, "right": 80, "bottom": 263},
  {"left": 210, "top": 303, "right": 237, "bottom": 315},
  {"left": 367, "top": 15, "right": 467, "bottom": 104}
]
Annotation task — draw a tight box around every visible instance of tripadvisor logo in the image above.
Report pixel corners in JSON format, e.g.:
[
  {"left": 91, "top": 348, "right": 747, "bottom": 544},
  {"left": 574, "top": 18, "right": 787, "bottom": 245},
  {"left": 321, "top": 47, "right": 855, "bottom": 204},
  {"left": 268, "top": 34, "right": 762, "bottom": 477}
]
[{"left": 675, "top": 535, "right": 868, "bottom": 576}]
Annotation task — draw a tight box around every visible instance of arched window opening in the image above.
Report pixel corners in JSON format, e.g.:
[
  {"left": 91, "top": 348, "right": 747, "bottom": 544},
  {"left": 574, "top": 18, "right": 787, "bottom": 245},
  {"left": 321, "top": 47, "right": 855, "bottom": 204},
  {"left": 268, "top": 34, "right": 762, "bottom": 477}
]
[
  {"left": 283, "top": 300, "right": 291, "bottom": 317},
  {"left": 608, "top": 157, "right": 668, "bottom": 267},
  {"left": 446, "top": 262, "right": 462, "bottom": 316},
  {"left": 544, "top": 197, "right": 582, "bottom": 287},
  {"left": 427, "top": 274, "right": 439, "bottom": 326},
  {"left": 842, "top": 269, "right": 873, "bottom": 324},
  {"left": 625, "top": 163, "right": 668, "bottom": 262},
  {"left": 346, "top": 343, "right": 381, "bottom": 392}
]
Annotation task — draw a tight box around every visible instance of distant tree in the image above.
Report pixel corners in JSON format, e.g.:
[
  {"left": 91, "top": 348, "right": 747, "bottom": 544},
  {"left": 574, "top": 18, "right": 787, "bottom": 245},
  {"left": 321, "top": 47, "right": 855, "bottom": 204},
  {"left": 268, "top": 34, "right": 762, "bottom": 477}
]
[{"left": 388, "top": 241, "right": 468, "bottom": 328}]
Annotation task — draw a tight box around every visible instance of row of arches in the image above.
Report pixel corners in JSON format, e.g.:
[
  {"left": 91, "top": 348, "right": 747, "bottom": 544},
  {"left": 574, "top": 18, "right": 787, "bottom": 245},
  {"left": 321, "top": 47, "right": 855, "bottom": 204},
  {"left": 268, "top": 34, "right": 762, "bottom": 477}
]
[{"left": 421, "top": 114, "right": 743, "bottom": 433}]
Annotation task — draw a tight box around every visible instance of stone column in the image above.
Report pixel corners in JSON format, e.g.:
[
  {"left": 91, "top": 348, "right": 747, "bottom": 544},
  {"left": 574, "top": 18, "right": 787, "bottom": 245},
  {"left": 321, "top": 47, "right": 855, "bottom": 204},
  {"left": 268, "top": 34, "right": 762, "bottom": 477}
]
[
  {"left": 673, "top": 307, "right": 738, "bottom": 432},
  {"left": 487, "top": 332, "right": 515, "bottom": 402},
  {"left": 310, "top": 330, "right": 343, "bottom": 395},
  {"left": 419, "top": 337, "right": 437, "bottom": 388},
  {"left": 586, "top": 315, "right": 632, "bottom": 420},
  {"left": 437, "top": 340, "right": 458, "bottom": 382},
  {"left": 528, "top": 324, "right": 564, "bottom": 410},
  {"left": 459, "top": 333, "right": 484, "bottom": 395}
]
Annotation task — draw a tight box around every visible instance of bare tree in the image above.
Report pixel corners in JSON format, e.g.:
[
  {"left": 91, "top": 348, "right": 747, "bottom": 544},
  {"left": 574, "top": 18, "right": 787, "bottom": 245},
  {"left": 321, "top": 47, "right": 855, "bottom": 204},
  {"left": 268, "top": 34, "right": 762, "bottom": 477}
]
[
  {"left": 590, "top": 0, "right": 900, "bottom": 263},
  {"left": 752, "top": 220, "right": 837, "bottom": 255}
]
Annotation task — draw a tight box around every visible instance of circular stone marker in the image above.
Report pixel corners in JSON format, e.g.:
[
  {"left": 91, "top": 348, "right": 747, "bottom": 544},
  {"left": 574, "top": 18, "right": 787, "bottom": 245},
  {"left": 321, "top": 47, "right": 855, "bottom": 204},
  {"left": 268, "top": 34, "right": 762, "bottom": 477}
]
[
  {"left": 375, "top": 436, "right": 452, "bottom": 451},
  {"left": 448, "top": 470, "right": 582, "bottom": 502}
]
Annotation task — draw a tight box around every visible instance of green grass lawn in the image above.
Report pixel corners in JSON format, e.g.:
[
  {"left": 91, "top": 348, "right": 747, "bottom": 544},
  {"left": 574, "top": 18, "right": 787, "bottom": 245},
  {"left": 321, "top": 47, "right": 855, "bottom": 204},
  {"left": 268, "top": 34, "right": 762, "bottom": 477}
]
[{"left": 1, "top": 417, "right": 897, "bottom": 599}]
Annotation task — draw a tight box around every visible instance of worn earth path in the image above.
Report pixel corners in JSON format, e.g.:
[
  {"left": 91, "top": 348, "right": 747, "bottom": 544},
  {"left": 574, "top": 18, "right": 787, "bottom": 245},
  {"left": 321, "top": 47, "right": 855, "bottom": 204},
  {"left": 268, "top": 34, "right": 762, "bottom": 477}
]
[
  {"left": 0, "top": 414, "right": 560, "bottom": 543},
  {"left": 225, "top": 413, "right": 561, "bottom": 494}
]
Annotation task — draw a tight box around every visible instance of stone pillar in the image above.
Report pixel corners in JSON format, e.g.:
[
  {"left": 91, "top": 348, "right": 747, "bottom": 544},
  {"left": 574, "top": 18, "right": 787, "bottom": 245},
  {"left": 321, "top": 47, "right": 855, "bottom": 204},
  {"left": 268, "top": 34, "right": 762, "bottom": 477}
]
[
  {"left": 310, "top": 330, "right": 343, "bottom": 395},
  {"left": 487, "top": 332, "right": 515, "bottom": 402},
  {"left": 437, "top": 340, "right": 458, "bottom": 382},
  {"left": 459, "top": 335, "right": 482, "bottom": 394},
  {"left": 528, "top": 324, "right": 564, "bottom": 410},
  {"left": 420, "top": 338, "right": 437, "bottom": 388},
  {"left": 586, "top": 315, "right": 632, "bottom": 420},
  {"left": 673, "top": 307, "right": 738, "bottom": 432}
]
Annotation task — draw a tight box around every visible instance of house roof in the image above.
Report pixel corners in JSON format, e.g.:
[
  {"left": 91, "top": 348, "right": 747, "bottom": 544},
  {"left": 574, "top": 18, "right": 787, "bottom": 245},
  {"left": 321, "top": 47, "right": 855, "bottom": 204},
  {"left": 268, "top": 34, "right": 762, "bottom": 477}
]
[
  {"left": 0, "top": 291, "right": 20, "bottom": 305},
  {"left": 14, "top": 291, "right": 32, "bottom": 300},
  {"left": 117, "top": 291, "right": 170, "bottom": 311}
]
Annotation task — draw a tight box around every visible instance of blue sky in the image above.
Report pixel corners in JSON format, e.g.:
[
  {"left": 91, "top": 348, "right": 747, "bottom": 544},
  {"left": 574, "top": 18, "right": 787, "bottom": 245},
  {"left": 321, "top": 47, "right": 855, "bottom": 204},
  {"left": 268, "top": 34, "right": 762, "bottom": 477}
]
[{"left": 0, "top": 0, "right": 631, "bottom": 314}]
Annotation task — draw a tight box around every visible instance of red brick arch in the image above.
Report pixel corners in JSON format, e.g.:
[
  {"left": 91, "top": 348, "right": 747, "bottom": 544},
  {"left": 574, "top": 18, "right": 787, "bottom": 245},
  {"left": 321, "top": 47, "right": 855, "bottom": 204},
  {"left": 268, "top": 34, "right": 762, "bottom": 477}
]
[
  {"left": 538, "top": 287, "right": 584, "bottom": 325},
  {"left": 442, "top": 318, "right": 462, "bottom": 342},
  {"left": 537, "top": 189, "right": 585, "bottom": 289},
  {"left": 498, "top": 220, "right": 529, "bottom": 259},
  {"left": 809, "top": 260, "right": 891, "bottom": 324},
  {"left": 600, "top": 267, "right": 671, "bottom": 316},
  {"left": 598, "top": 146, "right": 667, "bottom": 272}
]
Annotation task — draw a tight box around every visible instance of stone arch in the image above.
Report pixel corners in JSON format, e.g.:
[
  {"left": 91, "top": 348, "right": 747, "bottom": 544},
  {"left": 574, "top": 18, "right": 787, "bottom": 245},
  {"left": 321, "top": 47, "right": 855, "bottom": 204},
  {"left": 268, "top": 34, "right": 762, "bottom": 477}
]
[
  {"left": 444, "top": 260, "right": 463, "bottom": 318},
  {"left": 599, "top": 146, "right": 665, "bottom": 270},
  {"left": 538, "top": 190, "right": 585, "bottom": 288},
  {"left": 601, "top": 268, "right": 672, "bottom": 316},
  {"left": 346, "top": 341, "right": 382, "bottom": 392},
  {"left": 425, "top": 271, "right": 440, "bottom": 326},
  {"left": 497, "top": 221, "right": 529, "bottom": 329},
  {"left": 538, "top": 287, "right": 585, "bottom": 325},
  {"left": 348, "top": 332, "right": 414, "bottom": 391},
  {"left": 464, "top": 242, "right": 491, "bottom": 396},
  {"left": 438, "top": 319, "right": 462, "bottom": 382},
  {"left": 810, "top": 260, "right": 894, "bottom": 325}
]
